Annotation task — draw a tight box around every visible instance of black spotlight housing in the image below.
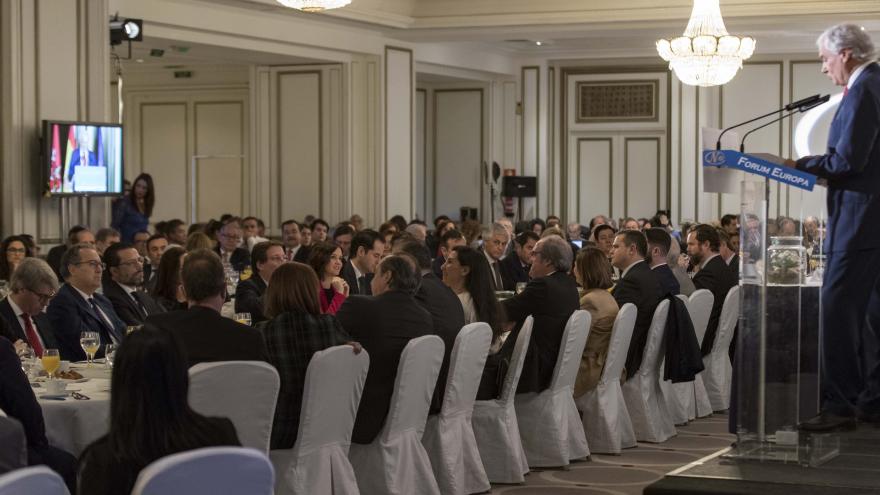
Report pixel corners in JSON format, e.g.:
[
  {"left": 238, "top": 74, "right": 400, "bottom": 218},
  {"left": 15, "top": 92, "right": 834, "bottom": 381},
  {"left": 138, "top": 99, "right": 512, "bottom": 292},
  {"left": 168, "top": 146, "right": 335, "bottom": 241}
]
[{"left": 110, "top": 18, "right": 143, "bottom": 45}]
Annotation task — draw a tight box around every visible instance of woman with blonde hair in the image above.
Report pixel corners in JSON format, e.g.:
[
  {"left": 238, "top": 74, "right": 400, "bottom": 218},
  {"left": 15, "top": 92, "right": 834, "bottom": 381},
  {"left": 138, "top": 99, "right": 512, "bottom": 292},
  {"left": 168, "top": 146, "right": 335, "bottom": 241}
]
[{"left": 184, "top": 232, "right": 214, "bottom": 252}]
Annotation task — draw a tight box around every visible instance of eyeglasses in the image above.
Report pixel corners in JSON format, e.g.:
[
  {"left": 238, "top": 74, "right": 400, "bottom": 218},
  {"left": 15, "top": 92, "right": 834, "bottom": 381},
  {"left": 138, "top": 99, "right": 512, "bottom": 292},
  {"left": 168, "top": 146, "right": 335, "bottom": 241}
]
[
  {"left": 75, "top": 260, "right": 106, "bottom": 270},
  {"left": 27, "top": 288, "right": 56, "bottom": 303},
  {"left": 6, "top": 248, "right": 26, "bottom": 254},
  {"left": 117, "top": 256, "right": 145, "bottom": 267},
  {"left": 222, "top": 234, "right": 242, "bottom": 242}
]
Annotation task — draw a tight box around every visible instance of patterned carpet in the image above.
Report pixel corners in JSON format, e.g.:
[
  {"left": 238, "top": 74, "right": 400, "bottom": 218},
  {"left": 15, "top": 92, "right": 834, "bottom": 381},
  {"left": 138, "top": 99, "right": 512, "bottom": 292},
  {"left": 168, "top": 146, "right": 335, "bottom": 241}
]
[{"left": 490, "top": 415, "right": 735, "bottom": 494}]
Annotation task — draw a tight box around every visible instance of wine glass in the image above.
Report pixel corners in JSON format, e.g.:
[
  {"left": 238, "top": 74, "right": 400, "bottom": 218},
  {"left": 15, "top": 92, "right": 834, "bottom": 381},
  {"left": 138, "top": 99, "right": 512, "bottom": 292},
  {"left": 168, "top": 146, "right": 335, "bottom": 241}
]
[
  {"left": 19, "top": 345, "right": 35, "bottom": 377},
  {"left": 80, "top": 331, "right": 101, "bottom": 367},
  {"left": 105, "top": 344, "right": 118, "bottom": 368},
  {"left": 42, "top": 349, "right": 60, "bottom": 379}
]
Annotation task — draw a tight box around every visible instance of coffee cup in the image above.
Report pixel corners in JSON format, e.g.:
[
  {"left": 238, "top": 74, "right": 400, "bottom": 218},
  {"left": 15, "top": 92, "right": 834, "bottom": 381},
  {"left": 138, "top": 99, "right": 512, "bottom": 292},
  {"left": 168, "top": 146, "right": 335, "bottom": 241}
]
[
  {"left": 44, "top": 380, "right": 67, "bottom": 395},
  {"left": 59, "top": 361, "right": 71, "bottom": 373}
]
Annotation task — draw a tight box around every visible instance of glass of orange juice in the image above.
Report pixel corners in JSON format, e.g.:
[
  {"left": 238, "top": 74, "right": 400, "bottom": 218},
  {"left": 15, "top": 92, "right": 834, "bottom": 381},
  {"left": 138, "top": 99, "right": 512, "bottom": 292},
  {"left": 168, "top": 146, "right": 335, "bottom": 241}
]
[{"left": 42, "top": 349, "right": 60, "bottom": 379}]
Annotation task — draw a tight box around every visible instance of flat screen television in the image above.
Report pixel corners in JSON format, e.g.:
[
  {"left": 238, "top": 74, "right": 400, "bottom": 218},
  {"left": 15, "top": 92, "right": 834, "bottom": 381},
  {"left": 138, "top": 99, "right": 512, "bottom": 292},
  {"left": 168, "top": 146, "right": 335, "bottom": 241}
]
[{"left": 42, "top": 120, "right": 124, "bottom": 196}]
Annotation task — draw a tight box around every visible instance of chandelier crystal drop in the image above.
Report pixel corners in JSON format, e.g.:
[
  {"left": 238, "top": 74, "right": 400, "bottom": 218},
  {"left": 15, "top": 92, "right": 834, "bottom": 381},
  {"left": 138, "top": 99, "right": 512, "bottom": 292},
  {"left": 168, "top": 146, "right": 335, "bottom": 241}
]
[
  {"left": 656, "top": 0, "right": 755, "bottom": 87},
  {"left": 276, "top": 0, "right": 352, "bottom": 13}
]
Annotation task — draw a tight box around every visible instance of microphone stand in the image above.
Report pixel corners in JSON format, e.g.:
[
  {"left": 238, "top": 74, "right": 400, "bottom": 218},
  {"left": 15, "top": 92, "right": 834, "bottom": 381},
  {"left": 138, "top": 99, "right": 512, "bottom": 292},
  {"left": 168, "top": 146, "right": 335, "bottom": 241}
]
[{"left": 716, "top": 94, "right": 824, "bottom": 150}]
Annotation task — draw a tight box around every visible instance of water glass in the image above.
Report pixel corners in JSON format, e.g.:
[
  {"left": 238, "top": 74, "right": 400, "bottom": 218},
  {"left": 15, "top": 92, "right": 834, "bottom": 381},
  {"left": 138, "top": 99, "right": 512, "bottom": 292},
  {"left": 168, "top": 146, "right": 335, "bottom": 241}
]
[
  {"left": 234, "top": 312, "right": 252, "bottom": 326},
  {"left": 105, "top": 344, "right": 119, "bottom": 368},
  {"left": 19, "top": 345, "right": 35, "bottom": 377},
  {"left": 80, "top": 331, "right": 101, "bottom": 367}
]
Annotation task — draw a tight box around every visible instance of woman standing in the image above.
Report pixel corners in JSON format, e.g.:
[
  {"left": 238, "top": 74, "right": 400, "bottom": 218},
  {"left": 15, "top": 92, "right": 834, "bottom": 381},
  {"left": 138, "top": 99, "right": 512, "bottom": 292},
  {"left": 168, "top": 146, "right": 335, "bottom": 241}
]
[
  {"left": 112, "top": 173, "right": 154, "bottom": 243},
  {"left": 307, "top": 242, "right": 349, "bottom": 315},
  {"left": 0, "top": 235, "right": 32, "bottom": 281}
]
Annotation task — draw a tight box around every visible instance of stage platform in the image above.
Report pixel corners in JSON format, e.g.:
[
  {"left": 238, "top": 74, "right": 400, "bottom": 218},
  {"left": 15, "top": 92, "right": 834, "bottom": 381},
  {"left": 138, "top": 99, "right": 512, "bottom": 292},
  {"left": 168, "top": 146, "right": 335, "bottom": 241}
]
[{"left": 645, "top": 424, "right": 880, "bottom": 495}]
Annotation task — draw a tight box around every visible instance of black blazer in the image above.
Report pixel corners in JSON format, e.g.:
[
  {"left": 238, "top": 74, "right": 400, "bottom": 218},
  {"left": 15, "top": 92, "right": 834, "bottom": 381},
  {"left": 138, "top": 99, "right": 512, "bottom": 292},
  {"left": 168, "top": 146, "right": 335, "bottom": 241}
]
[
  {"left": 727, "top": 254, "right": 740, "bottom": 280},
  {"left": 431, "top": 255, "right": 445, "bottom": 279},
  {"left": 46, "top": 244, "right": 67, "bottom": 281},
  {"left": 144, "top": 306, "right": 268, "bottom": 368},
  {"left": 46, "top": 284, "right": 126, "bottom": 361},
  {"left": 213, "top": 245, "right": 251, "bottom": 273},
  {"left": 414, "top": 273, "right": 465, "bottom": 414},
  {"left": 340, "top": 260, "right": 373, "bottom": 296},
  {"left": 102, "top": 281, "right": 165, "bottom": 326},
  {"left": 499, "top": 254, "right": 530, "bottom": 291},
  {"left": 500, "top": 271, "right": 579, "bottom": 394},
  {"left": 611, "top": 261, "right": 663, "bottom": 379},
  {"left": 336, "top": 291, "right": 433, "bottom": 444},
  {"left": 290, "top": 245, "right": 311, "bottom": 263},
  {"left": 693, "top": 255, "right": 738, "bottom": 356},
  {"left": 0, "top": 298, "right": 59, "bottom": 350},
  {"left": 234, "top": 275, "right": 268, "bottom": 323},
  {"left": 651, "top": 264, "right": 680, "bottom": 297},
  {"left": 0, "top": 337, "right": 50, "bottom": 454}
]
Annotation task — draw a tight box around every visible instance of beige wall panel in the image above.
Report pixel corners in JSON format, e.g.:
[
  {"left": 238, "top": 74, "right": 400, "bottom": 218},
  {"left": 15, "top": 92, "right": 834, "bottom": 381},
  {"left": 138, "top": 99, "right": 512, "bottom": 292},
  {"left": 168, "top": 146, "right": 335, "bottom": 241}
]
[
  {"left": 278, "top": 72, "right": 321, "bottom": 221},
  {"left": 415, "top": 89, "right": 427, "bottom": 220},
  {"left": 195, "top": 102, "right": 244, "bottom": 220},
  {"left": 577, "top": 138, "right": 611, "bottom": 223},
  {"left": 625, "top": 138, "right": 660, "bottom": 218},
  {"left": 141, "top": 103, "right": 188, "bottom": 224},
  {"left": 434, "top": 90, "right": 482, "bottom": 221},
  {"left": 36, "top": 0, "right": 79, "bottom": 121},
  {"left": 385, "top": 47, "right": 413, "bottom": 218},
  {"left": 679, "top": 85, "right": 697, "bottom": 222}
]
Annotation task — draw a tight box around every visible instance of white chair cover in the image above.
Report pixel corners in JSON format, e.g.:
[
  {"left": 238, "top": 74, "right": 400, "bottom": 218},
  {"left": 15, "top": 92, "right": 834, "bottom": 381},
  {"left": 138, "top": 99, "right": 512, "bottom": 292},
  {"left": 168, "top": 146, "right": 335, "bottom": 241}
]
[
  {"left": 131, "top": 447, "right": 274, "bottom": 495},
  {"left": 0, "top": 466, "right": 68, "bottom": 495},
  {"left": 270, "top": 346, "right": 369, "bottom": 495},
  {"left": 422, "top": 323, "right": 492, "bottom": 495},
  {"left": 660, "top": 294, "right": 701, "bottom": 425},
  {"left": 622, "top": 300, "right": 676, "bottom": 443},
  {"left": 349, "top": 335, "right": 444, "bottom": 495},
  {"left": 703, "top": 286, "right": 741, "bottom": 412},
  {"left": 687, "top": 290, "right": 715, "bottom": 418},
  {"left": 575, "top": 304, "right": 637, "bottom": 454},
  {"left": 472, "top": 317, "right": 534, "bottom": 483},
  {"left": 188, "top": 361, "right": 280, "bottom": 454},
  {"left": 516, "top": 310, "right": 591, "bottom": 467}
]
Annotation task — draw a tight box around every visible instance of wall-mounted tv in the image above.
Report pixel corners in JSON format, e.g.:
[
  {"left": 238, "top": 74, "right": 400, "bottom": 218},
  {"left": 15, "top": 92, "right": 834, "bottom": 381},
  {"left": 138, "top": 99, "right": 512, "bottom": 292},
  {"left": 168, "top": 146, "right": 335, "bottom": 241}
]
[{"left": 42, "top": 120, "right": 123, "bottom": 196}]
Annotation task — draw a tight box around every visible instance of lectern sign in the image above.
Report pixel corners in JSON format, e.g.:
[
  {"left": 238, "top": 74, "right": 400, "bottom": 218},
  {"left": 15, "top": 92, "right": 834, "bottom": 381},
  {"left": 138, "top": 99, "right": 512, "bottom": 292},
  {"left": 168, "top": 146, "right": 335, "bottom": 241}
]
[{"left": 702, "top": 149, "right": 817, "bottom": 191}]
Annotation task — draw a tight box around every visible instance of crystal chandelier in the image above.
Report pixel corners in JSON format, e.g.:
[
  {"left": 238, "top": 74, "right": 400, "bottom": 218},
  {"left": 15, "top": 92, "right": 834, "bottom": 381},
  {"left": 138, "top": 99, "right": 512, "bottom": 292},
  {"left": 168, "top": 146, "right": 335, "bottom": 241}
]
[
  {"left": 656, "top": 0, "right": 756, "bottom": 87},
  {"left": 276, "top": 0, "right": 352, "bottom": 13}
]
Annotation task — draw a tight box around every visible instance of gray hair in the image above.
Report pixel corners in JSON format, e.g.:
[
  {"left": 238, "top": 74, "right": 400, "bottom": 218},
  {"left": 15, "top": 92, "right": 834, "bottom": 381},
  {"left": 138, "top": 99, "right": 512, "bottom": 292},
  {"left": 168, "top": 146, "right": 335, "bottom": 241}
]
[
  {"left": 818, "top": 24, "right": 876, "bottom": 62},
  {"left": 484, "top": 222, "right": 510, "bottom": 242},
  {"left": 59, "top": 243, "right": 96, "bottom": 280},
  {"left": 10, "top": 257, "right": 60, "bottom": 293},
  {"left": 535, "top": 235, "right": 573, "bottom": 273}
]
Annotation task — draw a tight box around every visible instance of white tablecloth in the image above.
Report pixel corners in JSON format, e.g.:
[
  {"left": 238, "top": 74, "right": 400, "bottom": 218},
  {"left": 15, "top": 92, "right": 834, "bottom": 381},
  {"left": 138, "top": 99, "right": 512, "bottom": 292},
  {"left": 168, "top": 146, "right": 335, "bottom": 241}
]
[{"left": 37, "top": 364, "right": 112, "bottom": 456}]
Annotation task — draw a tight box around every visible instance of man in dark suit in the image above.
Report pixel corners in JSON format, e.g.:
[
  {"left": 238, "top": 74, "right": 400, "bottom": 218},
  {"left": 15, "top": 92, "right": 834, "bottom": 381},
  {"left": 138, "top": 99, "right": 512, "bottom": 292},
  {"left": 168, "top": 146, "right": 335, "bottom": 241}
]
[
  {"left": 787, "top": 25, "right": 880, "bottom": 430},
  {"left": 393, "top": 239, "right": 466, "bottom": 413},
  {"left": 102, "top": 243, "right": 165, "bottom": 326},
  {"left": 281, "top": 219, "right": 310, "bottom": 263},
  {"left": 0, "top": 416, "right": 26, "bottom": 475},
  {"left": 340, "top": 229, "right": 384, "bottom": 296},
  {"left": 46, "top": 226, "right": 95, "bottom": 281},
  {"left": 213, "top": 220, "right": 250, "bottom": 273},
  {"left": 501, "top": 231, "right": 539, "bottom": 291},
  {"left": 610, "top": 230, "right": 663, "bottom": 379},
  {"left": 336, "top": 255, "right": 433, "bottom": 444},
  {"left": 234, "top": 241, "right": 286, "bottom": 324},
  {"left": 145, "top": 249, "right": 268, "bottom": 368},
  {"left": 687, "top": 225, "right": 738, "bottom": 356},
  {"left": 717, "top": 228, "right": 740, "bottom": 280},
  {"left": 0, "top": 258, "right": 60, "bottom": 355},
  {"left": 481, "top": 223, "right": 510, "bottom": 291},
  {"left": 46, "top": 244, "right": 126, "bottom": 361},
  {"left": 477, "top": 236, "right": 579, "bottom": 399},
  {"left": 432, "top": 229, "right": 466, "bottom": 278},
  {"left": 645, "top": 228, "right": 680, "bottom": 296}
]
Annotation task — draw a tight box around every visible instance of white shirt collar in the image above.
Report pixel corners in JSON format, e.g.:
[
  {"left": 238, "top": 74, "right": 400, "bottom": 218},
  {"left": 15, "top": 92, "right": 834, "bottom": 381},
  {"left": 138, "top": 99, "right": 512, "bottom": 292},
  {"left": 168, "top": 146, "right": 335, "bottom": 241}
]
[
  {"left": 117, "top": 282, "right": 138, "bottom": 295},
  {"left": 72, "top": 285, "right": 95, "bottom": 302},
  {"left": 848, "top": 61, "right": 874, "bottom": 89},
  {"left": 650, "top": 262, "right": 668, "bottom": 269},
  {"left": 700, "top": 253, "right": 720, "bottom": 269},
  {"left": 621, "top": 259, "right": 643, "bottom": 279},
  {"left": 483, "top": 248, "right": 498, "bottom": 264},
  {"left": 351, "top": 260, "right": 365, "bottom": 280},
  {"left": 7, "top": 296, "right": 25, "bottom": 317}
]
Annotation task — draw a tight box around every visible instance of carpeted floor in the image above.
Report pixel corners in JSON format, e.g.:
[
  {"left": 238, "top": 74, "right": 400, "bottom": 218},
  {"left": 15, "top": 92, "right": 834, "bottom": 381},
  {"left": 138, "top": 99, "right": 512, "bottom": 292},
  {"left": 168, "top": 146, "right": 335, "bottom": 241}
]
[{"left": 490, "top": 414, "right": 735, "bottom": 494}]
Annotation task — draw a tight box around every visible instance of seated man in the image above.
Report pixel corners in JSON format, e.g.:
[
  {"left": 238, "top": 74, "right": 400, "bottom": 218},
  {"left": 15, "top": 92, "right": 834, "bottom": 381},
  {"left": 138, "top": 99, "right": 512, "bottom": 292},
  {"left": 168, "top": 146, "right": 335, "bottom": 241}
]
[
  {"left": 0, "top": 258, "right": 60, "bottom": 356},
  {"left": 95, "top": 227, "right": 120, "bottom": 257},
  {"left": 102, "top": 243, "right": 165, "bottom": 326},
  {"left": 477, "top": 235, "right": 579, "bottom": 399},
  {"left": 480, "top": 223, "right": 510, "bottom": 291},
  {"left": 341, "top": 229, "right": 384, "bottom": 296},
  {"left": 280, "top": 219, "right": 309, "bottom": 262},
  {"left": 234, "top": 241, "right": 286, "bottom": 324},
  {"left": 393, "top": 239, "right": 465, "bottom": 413},
  {"left": 336, "top": 255, "right": 433, "bottom": 444},
  {"left": 500, "top": 231, "right": 539, "bottom": 291},
  {"left": 432, "top": 229, "right": 466, "bottom": 278},
  {"left": 610, "top": 230, "right": 663, "bottom": 379},
  {"left": 145, "top": 249, "right": 268, "bottom": 367},
  {"left": 687, "top": 224, "right": 738, "bottom": 355},
  {"left": 213, "top": 220, "right": 250, "bottom": 272},
  {"left": 47, "top": 244, "right": 126, "bottom": 361},
  {"left": 46, "top": 226, "right": 95, "bottom": 281},
  {"left": 645, "top": 228, "right": 680, "bottom": 296}
]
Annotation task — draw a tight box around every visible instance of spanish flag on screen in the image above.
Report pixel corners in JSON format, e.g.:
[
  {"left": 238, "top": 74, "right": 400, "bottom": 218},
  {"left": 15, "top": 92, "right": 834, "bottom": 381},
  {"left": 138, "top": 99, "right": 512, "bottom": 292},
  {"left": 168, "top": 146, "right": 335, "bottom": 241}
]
[
  {"left": 49, "top": 125, "right": 62, "bottom": 192},
  {"left": 62, "top": 126, "right": 75, "bottom": 192}
]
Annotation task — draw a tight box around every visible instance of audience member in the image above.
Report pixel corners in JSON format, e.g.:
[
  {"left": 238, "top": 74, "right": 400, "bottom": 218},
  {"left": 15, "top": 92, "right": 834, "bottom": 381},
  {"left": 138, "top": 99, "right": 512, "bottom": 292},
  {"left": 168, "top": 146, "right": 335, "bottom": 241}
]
[
  {"left": 336, "top": 255, "right": 433, "bottom": 444},
  {"left": 622, "top": 217, "right": 640, "bottom": 231},
  {"left": 349, "top": 214, "right": 365, "bottom": 232},
  {"left": 213, "top": 219, "right": 250, "bottom": 272},
  {"left": 144, "top": 234, "right": 168, "bottom": 293},
  {"left": 77, "top": 325, "right": 241, "bottom": 495},
  {"left": 0, "top": 258, "right": 59, "bottom": 356},
  {"left": 47, "top": 244, "right": 126, "bottom": 360},
  {"left": 529, "top": 218, "right": 546, "bottom": 236},
  {"left": 460, "top": 219, "right": 482, "bottom": 247},
  {"left": 720, "top": 214, "right": 739, "bottom": 236},
  {"left": 546, "top": 215, "right": 561, "bottom": 229},
  {"left": 308, "top": 242, "right": 349, "bottom": 315},
  {"left": 111, "top": 173, "right": 154, "bottom": 243},
  {"left": 102, "top": 243, "right": 165, "bottom": 326},
  {"left": 132, "top": 230, "right": 151, "bottom": 277},
  {"left": 281, "top": 219, "right": 310, "bottom": 262},
  {"left": 442, "top": 245, "right": 505, "bottom": 352},
  {"left": 341, "top": 229, "right": 384, "bottom": 296},
  {"left": 242, "top": 216, "right": 269, "bottom": 250},
  {"left": 149, "top": 246, "right": 187, "bottom": 312},
  {"left": 0, "top": 235, "right": 32, "bottom": 281},
  {"left": 184, "top": 232, "right": 214, "bottom": 252},
  {"left": 567, "top": 222, "right": 584, "bottom": 241},
  {"left": 573, "top": 247, "right": 619, "bottom": 396},
  {"left": 145, "top": 249, "right": 268, "bottom": 366},
  {"left": 500, "top": 231, "right": 538, "bottom": 290},
  {"left": 164, "top": 219, "right": 189, "bottom": 246},
  {"left": 687, "top": 225, "right": 738, "bottom": 355},
  {"left": 47, "top": 226, "right": 95, "bottom": 280},
  {"left": 300, "top": 224, "right": 312, "bottom": 247},
  {"left": 235, "top": 241, "right": 285, "bottom": 324},
  {"left": 333, "top": 224, "right": 355, "bottom": 260},
  {"left": 645, "top": 228, "right": 680, "bottom": 296},
  {"left": 427, "top": 219, "right": 455, "bottom": 256},
  {"left": 388, "top": 214, "right": 408, "bottom": 233},
  {"left": 94, "top": 228, "right": 121, "bottom": 257},
  {"left": 589, "top": 215, "right": 608, "bottom": 231},
  {"left": 17, "top": 234, "right": 39, "bottom": 258},
  {"left": 609, "top": 230, "right": 663, "bottom": 379},
  {"left": 593, "top": 224, "right": 616, "bottom": 258},
  {"left": 667, "top": 236, "right": 696, "bottom": 296},
  {"left": 717, "top": 227, "right": 740, "bottom": 279},
  {"left": 481, "top": 222, "right": 510, "bottom": 291},
  {"left": 310, "top": 218, "right": 330, "bottom": 243},
  {"left": 432, "top": 228, "right": 466, "bottom": 278},
  {"left": 405, "top": 222, "right": 428, "bottom": 242}
]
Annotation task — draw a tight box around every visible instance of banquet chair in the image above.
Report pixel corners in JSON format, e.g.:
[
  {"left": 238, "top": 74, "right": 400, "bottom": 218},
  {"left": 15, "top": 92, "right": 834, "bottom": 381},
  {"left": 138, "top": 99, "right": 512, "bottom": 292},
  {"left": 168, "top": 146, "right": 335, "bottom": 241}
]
[
  {"left": 575, "top": 304, "right": 637, "bottom": 454},
  {"left": 422, "top": 323, "right": 492, "bottom": 495},
  {"left": 703, "top": 286, "right": 741, "bottom": 412},
  {"left": 131, "top": 446, "right": 274, "bottom": 495},
  {"left": 270, "top": 346, "right": 369, "bottom": 495},
  {"left": 687, "top": 290, "right": 715, "bottom": 418},
  {"left": 622, "top": 300, "right": 676, "bottom": 443},
  {"left": 349, "top": 335, "right": 444, "bottom": 495},
  {"left": 188, "top": 361, "right": 280, "bottom": 454},
  {"left": 660, "top": 293, "right": 707, "bottom": 425},
  {"left": 471, "top": 317, "right": 534, "bottom": 484},
  {"left": 0, "top": 466, "right": 68, "bottom": 495},
  {"left": 515, "top": 310, "right": 591, "bottom": 467}
]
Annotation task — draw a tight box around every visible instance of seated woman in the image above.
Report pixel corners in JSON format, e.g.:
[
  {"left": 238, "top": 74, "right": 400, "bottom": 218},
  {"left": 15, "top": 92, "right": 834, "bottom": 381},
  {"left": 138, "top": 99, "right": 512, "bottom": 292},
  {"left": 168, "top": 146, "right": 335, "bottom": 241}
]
[
  {"left": 258, "top": 262, "right": 359, "bottom": 450},
  {"left": 77, "top": 324, "right": 240, "bottom": 495},
  {"left": 0, "top": 235, "right": 33, "bottom": 281},
  {"left": 572, "top": 247, "right": 620, "bottom": 397},
  {"left": 307, "top": 242, "right": 348, "bottom": 315},
  {"left": 441, "top": 245, "right": 505, "bottom": 353},
  {"left": 149, "top": 246, "right": 187, "bottom": 312}
]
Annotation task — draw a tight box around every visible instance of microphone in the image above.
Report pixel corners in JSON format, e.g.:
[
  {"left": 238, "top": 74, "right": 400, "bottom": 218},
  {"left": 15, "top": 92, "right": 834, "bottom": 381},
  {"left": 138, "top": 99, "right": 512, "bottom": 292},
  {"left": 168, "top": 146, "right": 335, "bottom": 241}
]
[
  {"left": 739, "top": 95, "right": 830, "bottom": 152},
  {"left": 716, "top": 94, "right": 823, "bottom": 150}
]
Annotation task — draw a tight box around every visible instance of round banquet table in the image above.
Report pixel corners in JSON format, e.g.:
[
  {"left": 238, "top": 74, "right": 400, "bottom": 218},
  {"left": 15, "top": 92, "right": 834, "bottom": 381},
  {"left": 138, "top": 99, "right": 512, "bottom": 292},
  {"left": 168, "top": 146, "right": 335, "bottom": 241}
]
[{"left": 36, "top": 362, "right": 112, "bottom": 456}]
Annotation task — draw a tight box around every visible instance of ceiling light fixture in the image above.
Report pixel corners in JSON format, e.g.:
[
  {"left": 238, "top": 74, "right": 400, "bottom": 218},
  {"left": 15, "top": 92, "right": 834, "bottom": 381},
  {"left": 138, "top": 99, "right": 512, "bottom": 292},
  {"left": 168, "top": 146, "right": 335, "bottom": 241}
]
[
  {"left": 656, "top": 0, "right": 755, "bottom": 87},
  {"left": 276, "top": 0, "right": 352, "bottom": 12}
]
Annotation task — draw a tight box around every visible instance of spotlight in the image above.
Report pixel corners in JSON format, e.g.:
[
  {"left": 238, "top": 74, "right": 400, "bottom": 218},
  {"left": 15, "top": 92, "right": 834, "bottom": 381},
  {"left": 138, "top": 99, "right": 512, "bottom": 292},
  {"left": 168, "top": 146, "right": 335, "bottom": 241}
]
[{"left": 110, "top": 17, "right": 143, "bottom": 45}]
